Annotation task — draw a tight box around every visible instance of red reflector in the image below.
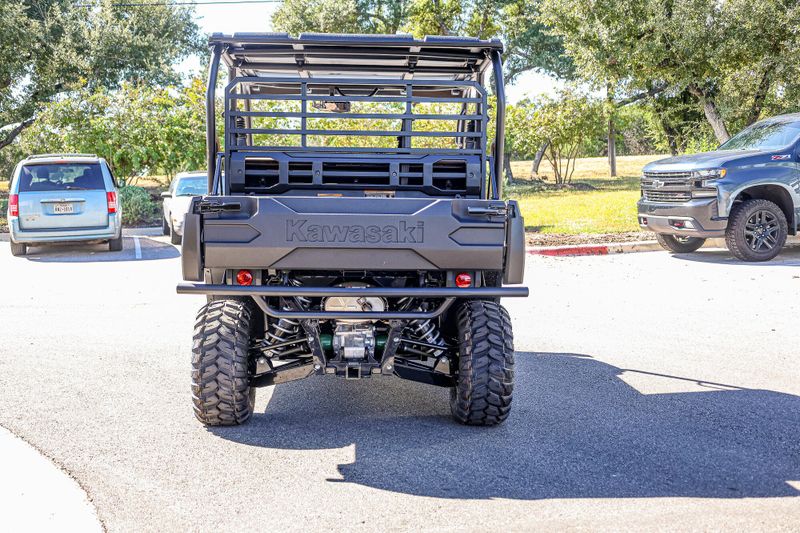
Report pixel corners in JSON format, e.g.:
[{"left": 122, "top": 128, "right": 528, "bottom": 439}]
[
  {"left": 106, "top": 191, "right": 117, "bottom": 214},
  {"left": 236, "top": 269, "right": 253, "bottom": 286},
  {"left": 8, "top": 194, "right": 19, "bottom": 217},
  {"left": 455, "top": 272, "right": 472, "bottom": 288}
]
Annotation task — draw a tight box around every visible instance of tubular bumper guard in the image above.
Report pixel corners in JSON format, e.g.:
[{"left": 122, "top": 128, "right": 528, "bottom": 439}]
[{"left": 176, "top": 283, "right": 529, "bottom": 320}]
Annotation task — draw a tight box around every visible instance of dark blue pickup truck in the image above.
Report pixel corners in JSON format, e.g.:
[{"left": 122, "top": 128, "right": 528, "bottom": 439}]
[{"left": 638, "top": 113, "right": 800, "bottom": 261}]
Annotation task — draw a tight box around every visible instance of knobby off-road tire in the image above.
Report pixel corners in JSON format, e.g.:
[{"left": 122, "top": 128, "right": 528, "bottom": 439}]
[
  {"left": 725, "top": 198, "right": 788, "bottom": 262},
  {"left": 656, "top": 233, "right": 705, "bottom": 253},
  {"left": 450, "top": 300, "right": 514, "bottom": 426},
  {"left": 9, "top": 240, "right": 26, "bottom": 256},
  {"left": 191, "top": 299, "right": 256, "bottom": 426}
]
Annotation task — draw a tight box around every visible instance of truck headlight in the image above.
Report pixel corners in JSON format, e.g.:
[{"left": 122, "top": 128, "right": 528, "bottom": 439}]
[{"left": 693, "top": 168, "right": 726, "bottom": 188}]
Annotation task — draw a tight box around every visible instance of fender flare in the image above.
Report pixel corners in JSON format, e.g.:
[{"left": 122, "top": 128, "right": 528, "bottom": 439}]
[{"left": 719, "top": 181, "right": 799, "bottom": 220}]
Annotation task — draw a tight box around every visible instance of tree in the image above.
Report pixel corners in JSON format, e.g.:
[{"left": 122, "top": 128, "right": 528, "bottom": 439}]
[
  {"left": 526, "top": 92, "right": 603, "bottom": 185},
  {"left": 16, "top": 80, "right": 208, "bottom": 179},
  {"left": 540, "top": 0, "right": 800, "bottom": 144},
  {"left": 273, "top": 0, "right": 409, "bottom": 35},
  {"left": 0, "top": 0, "right": 202, "bottom": 153},
  {"left": 272, "top": 0, "right": 573, "bottom": 82}
]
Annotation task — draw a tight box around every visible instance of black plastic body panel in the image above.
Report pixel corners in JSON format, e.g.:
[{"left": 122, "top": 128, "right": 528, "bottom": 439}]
[
  {"left": 189, "top": 195, "right": 518, "bottom": 273},
  {"left": 503, "top": 200, "right": 525, "bottom": 284},
  {"left": 182, "top": 213, "right": 203, "bottom": 281}
]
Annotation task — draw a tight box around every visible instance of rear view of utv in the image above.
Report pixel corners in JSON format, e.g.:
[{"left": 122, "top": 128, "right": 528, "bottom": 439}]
[{"left": 177, "top": 33, "right": 528, "bottom": 426}]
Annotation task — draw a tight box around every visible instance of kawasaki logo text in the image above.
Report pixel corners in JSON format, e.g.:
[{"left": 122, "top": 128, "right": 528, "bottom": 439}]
[{"left": 286, "top": 220, "right": 424, "bottom": 244}]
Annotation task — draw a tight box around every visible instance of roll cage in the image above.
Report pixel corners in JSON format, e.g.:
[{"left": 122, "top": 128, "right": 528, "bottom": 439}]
[{"left": 204, "top": 33, "right": 506, "bottom": 200}]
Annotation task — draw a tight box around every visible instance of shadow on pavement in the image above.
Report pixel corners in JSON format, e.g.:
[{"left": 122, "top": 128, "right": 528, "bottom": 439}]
[
  {"left": 668, "top": 246, "right": 800, "bottom": 266},
  {"left": 22, "top": 236, "right": 179, "bottom": 263},
  {"left": 212, "top": 352, "right": 800, "bottom": 500}
]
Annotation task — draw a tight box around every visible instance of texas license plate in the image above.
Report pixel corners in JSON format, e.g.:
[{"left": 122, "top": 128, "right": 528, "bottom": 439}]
[{"left": 53, "top": 203, "right": 74, "bottom": 214}]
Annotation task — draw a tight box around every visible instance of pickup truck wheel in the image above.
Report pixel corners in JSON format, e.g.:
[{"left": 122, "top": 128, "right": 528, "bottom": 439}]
[
  {"left": 191, "top": 299, "right": 255, "bottom": 426},
  {"left": 170, "top": 223, "right": 182, "bottom": 245},
  {"left": 656, "top": 234, "right": 705, "bottom": 253},
  {"left": 726, "top": 199, "right": 788, "bottom": 262},
  {"left": 9, "top": 240, "right": 26, "bottom": 256},
  {"left": 108, "top": 235, "right": 123, "bottom": 252},
  {"left": 162, "top": 216, "right": 170, "bottom": 235},
  {"left": 450, "top": 300, "right": 514, "bottom": 426}
]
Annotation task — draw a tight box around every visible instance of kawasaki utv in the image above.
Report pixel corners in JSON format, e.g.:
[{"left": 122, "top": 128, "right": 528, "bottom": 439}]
[{"left": 177, "top": 33, "right": 528, "bottom": 426}]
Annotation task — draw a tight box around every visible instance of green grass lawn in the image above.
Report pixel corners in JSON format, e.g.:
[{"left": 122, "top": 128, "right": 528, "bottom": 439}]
[{"left": 507, "top": 155, "right": 665, "bottom": 234}]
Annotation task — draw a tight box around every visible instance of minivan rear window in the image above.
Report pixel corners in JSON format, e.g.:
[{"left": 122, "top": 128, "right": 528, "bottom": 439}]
[{"left": 18, "top": 163, "right": 105, "bottom": 192}]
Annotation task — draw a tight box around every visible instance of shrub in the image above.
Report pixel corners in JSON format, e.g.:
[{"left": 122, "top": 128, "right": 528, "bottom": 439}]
[{"left": 119, "top": 186, "right": 155, "bottom": 226}]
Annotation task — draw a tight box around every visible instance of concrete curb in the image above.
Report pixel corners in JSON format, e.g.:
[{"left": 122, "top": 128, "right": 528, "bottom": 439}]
[
  {"left": 0, "top": 426, "right": 102, "bottom": 532},
  {"left": 527, "top": 235, "right": 800, "bottom": 257},
  {"left": 527, "top": 240, "right": 661, "bottom": 257}
]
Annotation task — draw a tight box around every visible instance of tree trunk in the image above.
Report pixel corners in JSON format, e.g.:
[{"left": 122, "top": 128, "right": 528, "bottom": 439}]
[
  {"left": 607, "top": 117, "right": 617, "bottom": 177},
  {"left": 531, "top": 141, "right": 548, "bottom": 177},
  {"left": 688, "top": 84, "right": 730, "bottom": 143},
  {"left": 0, "top": 117, "right": 34, "bottom": 151},
  {"left": 746, "top": 65, "right": 773, "bottom": 126},
  {"left": 503, "top": 152, "right": 514, "bottom": 185},
  {"left": 659, "top": 117, "right": 680, "bottom": 156},
  {"left": 606, "top": 84, "right": 617, "bottom": 177}
]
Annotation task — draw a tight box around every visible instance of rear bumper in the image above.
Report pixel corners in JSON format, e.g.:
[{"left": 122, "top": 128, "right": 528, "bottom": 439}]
[
  {"left": 9, "top": 216, "right": 121, "bottom": 244},
  {"left": 176, "top": 283, "right": 529, "bottom": 319},
  {"left": 637, "top": 198, "right": 727, "bottom": 238}
]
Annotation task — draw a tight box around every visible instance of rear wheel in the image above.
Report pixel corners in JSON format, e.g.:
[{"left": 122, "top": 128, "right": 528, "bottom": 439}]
[
  {"left": 726, "top": 199, "right": 787, "bottom": 262},
  {"left": 450, "top": 300, "right": 514, "bottom": 426},
  {"left": 108, "top": 235, "right": 123, "bottom": 252},
  {"left": 191, "top": 299, "right": 256, "bottom": 426},
  {"left": 656, "top": 233, "right": 705, "bottom": 253},
  {"left": 9, "top": 240, "right": 26, "bottom": 257}
]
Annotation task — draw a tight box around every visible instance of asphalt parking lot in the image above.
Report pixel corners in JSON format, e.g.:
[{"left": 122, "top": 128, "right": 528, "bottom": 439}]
[{"left": 0, "top": 235, "right": 799, "bottom": 531}]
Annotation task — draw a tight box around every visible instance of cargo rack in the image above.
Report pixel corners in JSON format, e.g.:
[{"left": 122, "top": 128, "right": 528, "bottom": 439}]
[{"left": 204, "top": 33, "right": 506, "bottom": 200}]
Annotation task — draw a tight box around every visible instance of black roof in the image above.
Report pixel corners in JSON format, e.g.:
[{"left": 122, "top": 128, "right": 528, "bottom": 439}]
[{"left": 210, "top": 33, "right": 502, "bottom": 80}]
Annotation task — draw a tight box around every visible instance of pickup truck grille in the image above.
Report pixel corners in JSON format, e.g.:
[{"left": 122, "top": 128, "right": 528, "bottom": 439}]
[
  {"left": 643, "top": 190, "right": 692, "bottom": 203},
  {"left": 641, "top": 171, "right": 695, "bottom": 203},
  {"left": 641, "top": 171, "right": 693, "bottom": 188}
]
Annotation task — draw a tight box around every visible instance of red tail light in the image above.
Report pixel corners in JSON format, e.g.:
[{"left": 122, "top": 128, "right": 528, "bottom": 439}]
[
  {"left": 236, "top": 269, "right": 253, "bottom": 286},
  {"left": 8, "top": 194, "right": 19, "bottom": 217},
  {"left": 455, "top": 272, "right": 472, "bottom": 288},
  {"left": 107, "top": 191, "right": 117, "bottom": 214}
]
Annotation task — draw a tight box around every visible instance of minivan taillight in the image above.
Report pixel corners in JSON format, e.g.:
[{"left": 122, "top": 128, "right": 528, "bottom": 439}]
[
  {"left": 8, "top": 194, "right": 19, "bottom": 217},
  {"left": 107, "top": 191, "right": 117, "bottom": 214}
]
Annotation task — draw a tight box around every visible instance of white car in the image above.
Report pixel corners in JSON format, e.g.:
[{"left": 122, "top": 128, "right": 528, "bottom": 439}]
[{"left": 162, "top": 171, "right": 207, "bottom": 244}]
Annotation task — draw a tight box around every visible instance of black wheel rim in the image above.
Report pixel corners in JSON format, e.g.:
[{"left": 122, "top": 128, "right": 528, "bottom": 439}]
[{"left": 744, "top": 210, "right": 780, "bottom": 252}]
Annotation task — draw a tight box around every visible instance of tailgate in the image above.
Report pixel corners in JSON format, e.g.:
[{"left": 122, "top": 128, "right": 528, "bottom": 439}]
[
  {"left": 189, "top": 196, "right": 511, "bottom": 273},
  {"left": 18, "top": 190, "right": 109, "bottom": 230}
]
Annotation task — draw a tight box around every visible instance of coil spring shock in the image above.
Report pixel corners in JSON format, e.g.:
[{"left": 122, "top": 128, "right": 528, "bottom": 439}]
[
  {"left": 263, "top": 278, "right": 311, "bottom": 357},
  {"left": 398, "top": 297, "right": 445, "bottom": 357}
]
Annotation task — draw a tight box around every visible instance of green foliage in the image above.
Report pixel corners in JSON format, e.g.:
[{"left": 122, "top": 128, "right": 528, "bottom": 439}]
[
  {"left": 273, "top": 0, "right": 409, "bottom": 34},
  {"left": 14, "top": 80, "right": 207, "bottom": 178},
  {"left": 272, "top": 0, "right": 572, "bottom": 81},
  {"left": 119, "top": 186, "right": 156, "bottom": 226},
  {"left": 541, "top": 0, "right": 800, "bottom": 143},
  {"left": 526, "top": 92, "right": 605, "bottom": 184},
  {"left": 0, "top": 0, "right": 203, "bottom": 152}
]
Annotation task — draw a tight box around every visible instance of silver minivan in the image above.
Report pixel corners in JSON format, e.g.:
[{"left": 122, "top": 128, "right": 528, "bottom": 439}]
[{"left": 7, "top": 154, "right": 123, "bottom": 256}]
